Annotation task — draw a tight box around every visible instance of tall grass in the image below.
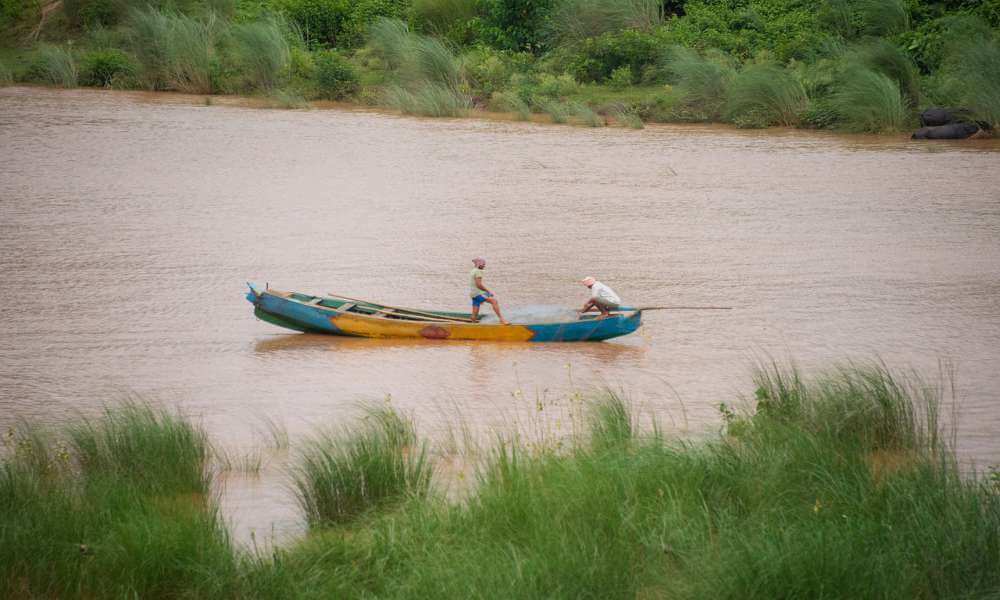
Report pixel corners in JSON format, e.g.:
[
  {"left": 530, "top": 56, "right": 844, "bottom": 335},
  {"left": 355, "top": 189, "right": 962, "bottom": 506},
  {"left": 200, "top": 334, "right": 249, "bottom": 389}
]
[
  {"left": 292, "top": 405, "right": 432, "bottom": 525},
  {"left": 69, "top": 402, "right": 210, "bottom": 495},
  {"left": 491, "top": 90, "right": 532, "bottom": 120},
  {"left": 941, "top": 31, "right": 1000, "bottom": 128},
  {"left": 369, "top": 18, "right": 470, "bottom": 117},
  {"left": 127, "top": 7, "right": 218, "bottom": 93},
  {"left": 548, "top": 0, "right": 663, "bottom": 43},
  {"left": 856, "top": 0, "right": 909, "bottom": 36},
  {"left": 666, "top": 47, "right": 734, "bottom": 121},
  {"left": 4, "top": 366, "right": 999, "bottom": 598},
  {"left": 726, "top": 63, "right": 807, "bottom": 127},
  {"left": 0, "top": 404, "right": 234, "bottom": 598},
  {"left": 830, "top": 65, "right": 909, "bottom": 133},
  {"left": 229, "top": 17, "right": 291, "bottom": 91},
  {"left": 31, "top": 45, "right": 79, "bottom": 87},
  {"left": 855, "top": 38, "right": 919, "bottom": 108}
]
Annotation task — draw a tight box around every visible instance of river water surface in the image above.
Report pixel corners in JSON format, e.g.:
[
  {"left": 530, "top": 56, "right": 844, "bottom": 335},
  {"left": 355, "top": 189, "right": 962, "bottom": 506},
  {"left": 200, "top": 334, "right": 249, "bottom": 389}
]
[{"left": 2, "top": 86, "right": 999, "bottom": 543}]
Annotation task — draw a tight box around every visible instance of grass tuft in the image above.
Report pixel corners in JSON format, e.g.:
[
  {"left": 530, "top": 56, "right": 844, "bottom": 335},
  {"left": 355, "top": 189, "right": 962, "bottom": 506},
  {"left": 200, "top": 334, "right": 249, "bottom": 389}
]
[
  {"left": 666, "top": 47, "right": 734, "bottom": 121},
  {"left": 940, "top": 28, "right": 1000, "bottom": 128},
  {"left": 30, "top": 45, "right": 79, "bottom": 87},
  {"left": 829, "top": 65, "right": 910, "bottom": 133},
  {"left": 292, "top": 405, "right": 433, "bottom": 526},
  {"left": 229, "top": 17, "right": 291, "bottom": 91},
  {"left": 69, "top": 402, "right": 210, "bottom": 496},
  {"left": 727, "top": 63, "right": 807, "bottom": 127}
]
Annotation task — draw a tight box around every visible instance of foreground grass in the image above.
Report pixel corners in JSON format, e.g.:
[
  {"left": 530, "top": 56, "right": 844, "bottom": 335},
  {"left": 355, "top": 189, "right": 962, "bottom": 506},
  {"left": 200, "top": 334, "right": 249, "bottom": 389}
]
[{"left": 2, "top": 365, "right": 998, "bottom": 598}]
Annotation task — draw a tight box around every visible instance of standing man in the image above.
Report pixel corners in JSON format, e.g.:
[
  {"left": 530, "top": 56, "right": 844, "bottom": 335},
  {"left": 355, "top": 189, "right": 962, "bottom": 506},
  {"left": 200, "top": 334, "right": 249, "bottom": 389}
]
[
  {"left": 470, "top": 257, "right": 510, "bottom": 324},
  {"left": 578, "top": 276, "right": 621, "bottom": 318}
]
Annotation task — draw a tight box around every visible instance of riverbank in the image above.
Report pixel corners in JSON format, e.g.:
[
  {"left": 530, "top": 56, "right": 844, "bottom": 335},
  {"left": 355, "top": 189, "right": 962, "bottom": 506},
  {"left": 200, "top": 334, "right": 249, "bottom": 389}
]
[
  {"left": 3, "top": 363, "right": 998, "bottom": 598},
  {"left": 2, "top": 0, "right": 998, "bottom": 136}
]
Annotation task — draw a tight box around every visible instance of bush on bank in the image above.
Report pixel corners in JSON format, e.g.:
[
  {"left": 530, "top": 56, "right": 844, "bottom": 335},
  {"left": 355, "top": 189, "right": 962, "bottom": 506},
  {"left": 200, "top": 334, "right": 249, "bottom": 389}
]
[
  {"left": 2, "top": 364, "right": 999, "bottom": 598},
  {"left": 2, "top": 0, "right": 999, "bottom": 131}
]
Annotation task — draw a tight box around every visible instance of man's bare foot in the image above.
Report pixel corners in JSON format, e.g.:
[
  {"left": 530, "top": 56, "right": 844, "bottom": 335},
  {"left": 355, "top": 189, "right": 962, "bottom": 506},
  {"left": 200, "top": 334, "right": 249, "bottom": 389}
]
[{"left": 501, "top": 320, "right": 511, "bottom": 325}]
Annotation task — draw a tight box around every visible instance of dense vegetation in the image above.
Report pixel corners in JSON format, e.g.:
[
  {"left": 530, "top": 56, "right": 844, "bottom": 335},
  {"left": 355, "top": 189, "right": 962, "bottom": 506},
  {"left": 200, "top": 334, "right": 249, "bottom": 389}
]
[
  {"left": 2, "top": 3, "right": 1000, "bottom": 123},
  {"left": 2, "top": 364, "right": 999, "bottom": 597}
]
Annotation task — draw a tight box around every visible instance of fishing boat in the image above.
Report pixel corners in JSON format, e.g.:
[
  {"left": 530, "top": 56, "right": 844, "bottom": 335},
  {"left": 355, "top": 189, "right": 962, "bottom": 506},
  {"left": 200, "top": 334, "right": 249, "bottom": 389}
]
[{"left": 245, "top": 283, "right": 642, "bottom": 342}]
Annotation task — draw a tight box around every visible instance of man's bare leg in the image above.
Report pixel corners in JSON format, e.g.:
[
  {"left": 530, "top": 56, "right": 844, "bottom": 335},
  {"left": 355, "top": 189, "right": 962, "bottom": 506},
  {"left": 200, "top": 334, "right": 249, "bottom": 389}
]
[
  {"left": 471, "top": 304, "right": 481, "bottom": 322},
  {"left": 487, "top": 298, "right": 510, "bottom": 325}
]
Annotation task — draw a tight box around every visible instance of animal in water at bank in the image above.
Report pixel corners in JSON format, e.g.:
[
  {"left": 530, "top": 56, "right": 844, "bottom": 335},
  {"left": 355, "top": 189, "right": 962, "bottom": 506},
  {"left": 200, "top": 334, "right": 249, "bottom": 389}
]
[
  {"left": 578, "top": 277, "right": 622, "bottom": 318},
  {"left": 469, "top": 257, "right": 509, "bottom": 325},
  {"left": 919, "top": 107, "right": 972, "bottom": 127},
  {"left": 911, "top": 122, "right": 981, "bottom": 140}
]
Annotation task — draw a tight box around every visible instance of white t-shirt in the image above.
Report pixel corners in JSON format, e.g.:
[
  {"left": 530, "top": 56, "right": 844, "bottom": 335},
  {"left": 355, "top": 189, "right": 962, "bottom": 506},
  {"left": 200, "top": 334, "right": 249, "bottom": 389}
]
[{"left": 590, "top": 281, "right": 621, "bottom": 305}]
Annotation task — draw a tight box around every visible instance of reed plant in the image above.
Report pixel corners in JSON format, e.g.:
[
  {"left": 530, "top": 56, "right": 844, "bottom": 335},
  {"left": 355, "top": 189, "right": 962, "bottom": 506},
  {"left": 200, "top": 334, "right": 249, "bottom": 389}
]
[
  {"left": 127, "top": 7, "right": 219, "bottom": 93},
  {"left": 229, "top": 16, "right": 291, "bottom": 91},
  {"left": 855, "top": 38, "right": 919, "bottom": 108},
  {"left": 941, "top": 31, "right": 1000, "bottom": 128},
  {"left": 369, "top": 18, "right": 470, "bottom": 117},
  {"left": 726, "top": 63, "right": 807, "bottom": 127},
  {"left": 30, "top": 44, "right": 79, "bottom": 87},
  {"left": 292, "top": 405, "right": 432, "bottom": 525},
  {"left": 537, "top": 98, "right": 570, "bottom": 123},
  {"left": 666, "top": 47, "right": 734, "bottom": 121},
  {"left": 829, "top": 65, "right": 909, "bottom": 133},
  {"left": 856, "top": 0, "right": 909, "bottom": 37}
]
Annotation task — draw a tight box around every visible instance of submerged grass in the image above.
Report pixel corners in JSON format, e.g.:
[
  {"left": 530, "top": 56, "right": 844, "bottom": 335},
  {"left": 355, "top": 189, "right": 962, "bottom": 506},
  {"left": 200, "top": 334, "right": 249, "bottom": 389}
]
[{"left": 3, "top": 364, "right": 999, "bottom": 598}]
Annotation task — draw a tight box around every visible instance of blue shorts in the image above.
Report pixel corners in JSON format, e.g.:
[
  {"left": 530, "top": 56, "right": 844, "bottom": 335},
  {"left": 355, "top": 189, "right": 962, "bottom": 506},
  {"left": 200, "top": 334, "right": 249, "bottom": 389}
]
[{"left": 471, "top": 292, "right": 493, "bottom": 308}]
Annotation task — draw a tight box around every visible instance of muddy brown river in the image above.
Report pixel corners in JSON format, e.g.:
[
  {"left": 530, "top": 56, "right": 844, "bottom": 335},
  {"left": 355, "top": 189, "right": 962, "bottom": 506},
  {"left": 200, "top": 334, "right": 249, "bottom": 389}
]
[{"left": 2, "top": 86, "right": 999, "bottom": 543}]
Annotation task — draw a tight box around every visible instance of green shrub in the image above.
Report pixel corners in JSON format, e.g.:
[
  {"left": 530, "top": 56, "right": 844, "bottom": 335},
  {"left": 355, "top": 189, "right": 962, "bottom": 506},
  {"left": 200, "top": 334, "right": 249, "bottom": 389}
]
[
  {"left": 537, "top": 97, "right": 569, "bottom": 122},
  {"left": 313, "top": 49, "right": 359, "bottom": 99},
  {"left": 727, "top": 63, "right": 807, "bottom": 127},
  {"left": 29, "top": 45, "right": 79, "bottom": 87},
  {"left": 571, "top": 101, "right": 604, "bottom": 126},
  {"left": 830, "top": 65, "right": 910, "bottom": 133},
  {"left": 79, "top": 48, "right": 137, "bottom": 87},
  {"left": 490, "top": 89, "right": 531, "bottom": 119},
  {"left": 470, "top": 0, "right": 556, "bottom": 53},
  {"left": 229, "top": 17, "right": 291, "bottom": 91},
  {"left": 547, "top": 0, "right": 662, "bottom": 44},
  {"left": 409, "top": 0, "right": 476, "bottom": 43},
  {"left": 562, "top": 28, "right": 662, "bottom": 83},
  {"left": 608, "top": 65, "right": 632, "bottom": 89},
  {"left": 462, "top": 45, "right": 524, "bottom": 99},
  {"left": 536, "top": 72, "right": 579, "bottom": 97},
  {"left": 277, "top": 0, "right": 408, "bottom": 48},
  {"left": 0, "top": 0, "right": 40, "bottom": 30},
  {"left": 385, "top": 82, "right": 471, "bottom": 115}
]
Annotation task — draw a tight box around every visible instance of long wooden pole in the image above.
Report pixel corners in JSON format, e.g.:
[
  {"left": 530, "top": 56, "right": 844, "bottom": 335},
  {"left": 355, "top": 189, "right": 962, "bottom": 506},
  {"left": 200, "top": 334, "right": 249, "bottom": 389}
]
[
  {"left": 326, "top": 291, "right": 477, "bottom": 323},
  {"left": 635, "top": 306, "right": 733, "bottom": 311}
]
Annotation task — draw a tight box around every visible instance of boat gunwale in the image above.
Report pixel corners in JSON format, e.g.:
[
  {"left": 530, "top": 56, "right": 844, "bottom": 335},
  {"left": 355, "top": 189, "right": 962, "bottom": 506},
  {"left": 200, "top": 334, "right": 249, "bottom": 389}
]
[{"left": 258, "top": 288, "right": 641, "bottom": 327}]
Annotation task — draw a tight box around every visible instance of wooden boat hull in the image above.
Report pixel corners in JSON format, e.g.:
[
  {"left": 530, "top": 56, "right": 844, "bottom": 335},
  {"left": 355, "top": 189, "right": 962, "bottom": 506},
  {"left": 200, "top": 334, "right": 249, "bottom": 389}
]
[{"left": 246, "top": 284, "right": 641, "bottom": 342}]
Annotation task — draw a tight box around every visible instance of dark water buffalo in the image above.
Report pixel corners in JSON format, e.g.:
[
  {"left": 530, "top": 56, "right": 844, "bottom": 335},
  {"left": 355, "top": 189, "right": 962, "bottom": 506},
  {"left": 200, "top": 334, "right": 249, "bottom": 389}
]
[
  {"left": 919, "top": 107, "right": 973, "bottom": 127},
  {"left": 911, "top": 122, "right": 981, "bottom": 139}
]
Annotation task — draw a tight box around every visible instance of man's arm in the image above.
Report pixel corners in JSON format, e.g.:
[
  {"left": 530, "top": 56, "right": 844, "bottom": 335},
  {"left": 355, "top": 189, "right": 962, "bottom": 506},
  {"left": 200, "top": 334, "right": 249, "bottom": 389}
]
[{"left": 475, "top": 276, "right": 490, "bottom": 295}]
